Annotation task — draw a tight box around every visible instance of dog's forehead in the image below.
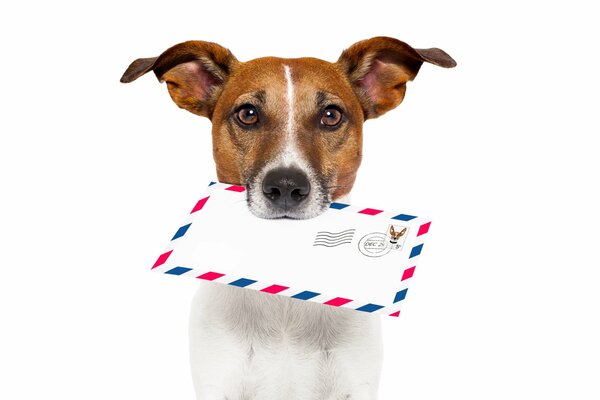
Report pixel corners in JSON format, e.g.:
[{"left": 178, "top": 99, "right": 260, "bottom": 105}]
[{"left": 224, "top": 57, "right": 357, "bottom": 103}]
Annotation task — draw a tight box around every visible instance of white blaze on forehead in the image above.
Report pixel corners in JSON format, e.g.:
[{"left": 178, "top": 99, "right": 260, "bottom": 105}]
[
  {"left": 281, "top": 64, "right": 301, "bottom": 166},
  {"left": 284, "top": 65, "right": 294, "bottom": 139}
]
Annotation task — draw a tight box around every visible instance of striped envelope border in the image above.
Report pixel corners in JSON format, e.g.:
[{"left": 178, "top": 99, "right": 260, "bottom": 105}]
[{"left": 151, "top": 182, "right": 431, "bottom": 318}]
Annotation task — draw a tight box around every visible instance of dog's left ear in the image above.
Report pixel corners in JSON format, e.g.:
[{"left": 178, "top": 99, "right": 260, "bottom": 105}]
[
  {"left": 337, "top": 36, "right": 456, "bottom": 119},
  {"left": 120, "top": 40, "right": 238, "bottom": 119}
]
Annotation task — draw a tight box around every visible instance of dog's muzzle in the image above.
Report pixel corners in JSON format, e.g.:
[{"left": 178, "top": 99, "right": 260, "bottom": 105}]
[{"left": 246, "top": 165, "right": 329, "bottom": 219}]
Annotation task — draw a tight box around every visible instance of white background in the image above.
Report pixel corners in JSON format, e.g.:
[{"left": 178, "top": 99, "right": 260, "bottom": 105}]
[{"left": 1, "top": 0, "right": 598, "bottom": 399}]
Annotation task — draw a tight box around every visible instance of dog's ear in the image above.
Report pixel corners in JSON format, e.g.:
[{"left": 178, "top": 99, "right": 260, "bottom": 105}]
[
  {"left": 399, "top": 227, "right": 407, "bottom": 237},
  {"left": 390, "top": 225, "right": 396, "bottom": 235},
  {"left": 336, "top": 37, "right": 456, "bottom": 119},
  {"left": 120, "top": 41, "right": 238, "bottom": 119}
]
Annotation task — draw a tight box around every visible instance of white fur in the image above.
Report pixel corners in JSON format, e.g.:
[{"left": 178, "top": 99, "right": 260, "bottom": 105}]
[
  {"left": 190, "top": 62, "right": 383, "bottom": 399},
  {"left": 284, "top": 66, "right": 295, "bottom": 141},
  {"left": 190, "top": 283, "right": 383, "bottom": 400},
  {"left": 281, "top": 64, "right": 303, "bottom": 168}
]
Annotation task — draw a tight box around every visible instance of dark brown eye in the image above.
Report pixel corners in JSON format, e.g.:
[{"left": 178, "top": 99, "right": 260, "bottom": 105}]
[
  {"left": 320, "top": 107, "right": 343, "bottom": 127},
  {"left": 236, "top": 105, "right": 259, "bottom": 125}
]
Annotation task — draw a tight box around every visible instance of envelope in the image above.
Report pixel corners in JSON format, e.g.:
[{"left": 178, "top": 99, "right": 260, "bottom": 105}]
[{"left": 151, "top": 181, "right": 431, "bottom": 317}]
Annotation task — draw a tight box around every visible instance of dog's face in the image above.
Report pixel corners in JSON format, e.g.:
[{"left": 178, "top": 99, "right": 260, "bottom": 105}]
[
  {"left": 211, "top": 57, "right": 365, "bottom": 219},
  {"left": 121, "top": 38, "right": 455, "bottom": 219},
  {"left": 389, "top": 225, "right": 407, "bottom": 244}
]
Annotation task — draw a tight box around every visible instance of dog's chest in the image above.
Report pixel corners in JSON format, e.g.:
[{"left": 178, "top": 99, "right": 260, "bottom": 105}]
[
  {"left": 198, "top": 285, "right": 358, "bottom": 355},
  {"left": 191, "top": 283, "right": 381, "bottom": 399}
]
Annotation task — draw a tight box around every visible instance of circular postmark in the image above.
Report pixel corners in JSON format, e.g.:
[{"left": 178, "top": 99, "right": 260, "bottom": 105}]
[{"left": 358, "top": 232, "right": 392, "bottom": 257}]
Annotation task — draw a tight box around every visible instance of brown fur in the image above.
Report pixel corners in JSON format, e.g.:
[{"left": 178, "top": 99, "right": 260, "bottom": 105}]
[
  {"left": 208, "top": 57, "right": 365, "bottom": 199},
  {"left": 121, "top": 37, "right": 455, "bottom": 202}
]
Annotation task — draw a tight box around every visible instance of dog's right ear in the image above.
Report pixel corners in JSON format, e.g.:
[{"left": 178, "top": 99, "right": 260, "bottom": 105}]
[
  {"left": 390, "top": 225, "right": 396, "bottom": 235},
  {"left": 120, "top": 41, "right": 238, "bottom": 119}
]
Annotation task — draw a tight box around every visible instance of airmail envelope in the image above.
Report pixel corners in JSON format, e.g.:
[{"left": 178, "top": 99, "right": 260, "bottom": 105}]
[{"left": 151, "top": 181, "right": 432, "bottom": 317}]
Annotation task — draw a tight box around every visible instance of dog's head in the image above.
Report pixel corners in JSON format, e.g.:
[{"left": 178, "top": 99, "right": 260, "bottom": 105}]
[
  {"left": 121, "top": 37, "right": 455, "bottom": 219},
  {"left": 389, "top": 225, "right": 407, "bottom": 244}
]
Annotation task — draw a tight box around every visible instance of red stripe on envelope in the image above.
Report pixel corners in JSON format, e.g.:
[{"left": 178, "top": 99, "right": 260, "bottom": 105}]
[
  {"left": 225, "top": 185, "right": 245, "bottom": 192},
  {"left": 191, "top": 196, "right": 210, "bottom": 213},
  {"left": 196, "top": 271, "right": 225, "bottom": 281},
  {"left": 324, "top": 297, "right": 352, "bottom": 307},
  {"left": 401, "top": 266, "right": 416, "bottom": 281},
  {"left": 417, "top": 222, "right": 431, "bottom": 236},
  {"left": 260, "top": 284, "right": 289, "bottom": 294},
  {"left": 152, "top": 250, "right": 173, "bottom": 269},
  {"left": 358, "top": 208, "right": 383, "bottom": 216}
]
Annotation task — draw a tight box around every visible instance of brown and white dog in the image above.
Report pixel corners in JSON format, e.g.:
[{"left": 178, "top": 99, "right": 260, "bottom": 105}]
[
  {"left": 389, "top": 226, "right": 408, "bottom": 248},
  {"left": 122, "top": 37, "right": 455, "bottom": 400}
]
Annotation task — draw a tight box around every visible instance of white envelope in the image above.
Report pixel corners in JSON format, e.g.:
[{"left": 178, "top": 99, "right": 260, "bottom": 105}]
[{"left": 151, "top": 181, "right": 431, "bottom": 317}]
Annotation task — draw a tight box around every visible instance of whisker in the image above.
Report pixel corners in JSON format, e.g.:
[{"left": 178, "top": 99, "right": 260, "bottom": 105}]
[{"left": 324, "top": 185, "right": 352, "bottom": 189}]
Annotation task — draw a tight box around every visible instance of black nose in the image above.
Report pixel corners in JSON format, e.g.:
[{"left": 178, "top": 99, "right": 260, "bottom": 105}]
[{"left": 262, "top": 168, "right": 311, "bottom": 208}]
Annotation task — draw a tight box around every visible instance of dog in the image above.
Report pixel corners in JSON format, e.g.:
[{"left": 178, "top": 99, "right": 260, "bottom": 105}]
[
  {"left": 121, "top": 36, "right": 455, "bottom": 400},
  {"left": 389, "top": 226, "right": 407, "bottom": 249}
]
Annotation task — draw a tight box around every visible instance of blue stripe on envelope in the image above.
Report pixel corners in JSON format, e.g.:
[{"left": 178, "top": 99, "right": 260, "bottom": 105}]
[
  {"left": 229, "top": 278, "right": 257, "bottom": 287},
  {"left": 393, "top": 289, "right": 408, "bottom": 303},
  {"left": 392, "top": 213, "right": 417, "bottom": 221},
  {"left": 171, "top": 223, "right": 192, "bottom": 240},
  {"left": 329, "top": 202, "right": 350, "bottom": 210},
  {"left": 292, "top": 291, "right": 320, "bottom": 300},
  {"left": 355, "top": 303, "right": 385, "bottom": 313},
  {"left": 409, "top": 244, "right": 423, "bottom": 258},
  {"left": 165, "top": 267, "right": 193, "bottom": 275}
]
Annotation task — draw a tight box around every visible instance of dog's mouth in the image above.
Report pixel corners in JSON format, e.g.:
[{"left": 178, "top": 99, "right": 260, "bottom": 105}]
[{"left": 245, "top": 167, "right": 331, "bottom": 220}]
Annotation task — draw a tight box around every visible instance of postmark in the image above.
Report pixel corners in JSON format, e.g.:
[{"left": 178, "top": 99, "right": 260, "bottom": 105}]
[
  {"left": 358, "top": 232, "right": 392, "bottom": 257},
  {"left": 358, "top": 224, "right": 409, "bottom": 257}
]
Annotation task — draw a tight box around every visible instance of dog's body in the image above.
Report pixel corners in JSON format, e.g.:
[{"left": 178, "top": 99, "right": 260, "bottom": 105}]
[
  {"left": 190, "top": 283, "right": 382, "bottom": 399},
  {"left": 122, "top": 37, "right": 455, "bottom": 399}
]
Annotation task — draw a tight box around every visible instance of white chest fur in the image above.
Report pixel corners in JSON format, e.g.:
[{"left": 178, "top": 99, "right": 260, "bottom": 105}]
[{"left": 189, "top": 281, "right": 383, "bottom": 400}]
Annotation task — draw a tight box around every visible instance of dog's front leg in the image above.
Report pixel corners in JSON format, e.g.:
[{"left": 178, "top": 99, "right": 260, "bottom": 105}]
[
  {"left": 323, "top": 318, "right": 383, "bottom": 400},
  {"left": 189, "top": 283, "right": 252, "bottom": 400}
]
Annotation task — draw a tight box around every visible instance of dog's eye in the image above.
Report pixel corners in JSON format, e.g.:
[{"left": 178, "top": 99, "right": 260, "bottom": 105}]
[
  {"left": 236, "top": 105, "right": 259, "bottom": 126},
  {"left": 320, "top": 107, "right": 343, "bottom": 128}
]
